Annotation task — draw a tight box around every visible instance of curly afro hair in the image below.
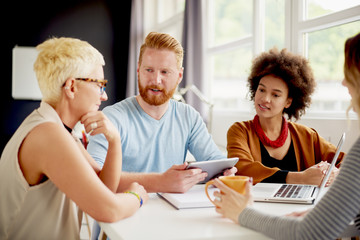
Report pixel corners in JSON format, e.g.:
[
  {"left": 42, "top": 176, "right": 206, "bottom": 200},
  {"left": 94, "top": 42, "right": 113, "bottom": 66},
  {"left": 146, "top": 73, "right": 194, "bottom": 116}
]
[{"left": 247, "top": 48, "right": 316, "bottom": 121}]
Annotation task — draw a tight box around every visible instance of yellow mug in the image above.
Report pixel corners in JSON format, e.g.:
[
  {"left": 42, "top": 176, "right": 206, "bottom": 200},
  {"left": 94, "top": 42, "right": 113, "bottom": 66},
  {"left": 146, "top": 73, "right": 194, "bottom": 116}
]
[{"left": 205, "top": 176, "right": 249, "bottom": 205}]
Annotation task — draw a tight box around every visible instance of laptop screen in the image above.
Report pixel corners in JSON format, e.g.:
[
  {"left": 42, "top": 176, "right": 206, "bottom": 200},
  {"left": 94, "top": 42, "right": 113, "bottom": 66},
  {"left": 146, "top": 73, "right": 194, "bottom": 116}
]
[{"left": 318, "top": 132, "right": 345, "bottom": 191}]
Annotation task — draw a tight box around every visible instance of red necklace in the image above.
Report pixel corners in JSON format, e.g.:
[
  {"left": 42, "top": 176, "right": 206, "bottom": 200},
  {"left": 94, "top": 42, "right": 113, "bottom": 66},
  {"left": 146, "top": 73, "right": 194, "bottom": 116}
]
[{"left": 253, "top": 115, "right": 288, "bottom": 148}]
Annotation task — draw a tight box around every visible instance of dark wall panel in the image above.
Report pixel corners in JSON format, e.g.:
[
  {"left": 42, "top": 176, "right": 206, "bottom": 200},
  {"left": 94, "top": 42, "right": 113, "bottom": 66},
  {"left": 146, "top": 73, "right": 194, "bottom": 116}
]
[{"left": 0, "top": 0, "right": 131, "bottom": 152}]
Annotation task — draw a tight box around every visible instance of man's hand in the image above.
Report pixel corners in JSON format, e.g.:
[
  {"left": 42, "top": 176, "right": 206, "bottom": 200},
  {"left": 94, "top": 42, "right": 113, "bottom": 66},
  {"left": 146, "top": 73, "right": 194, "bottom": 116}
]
[
  {"left": 223, "top": 167, "right": 238, "bottom": 176},
  {"left": 160, "top": 163, "right": 208, "bottom": 193},
  {"left": 212, "top": 166, "right": 238, "bottom": 179}
]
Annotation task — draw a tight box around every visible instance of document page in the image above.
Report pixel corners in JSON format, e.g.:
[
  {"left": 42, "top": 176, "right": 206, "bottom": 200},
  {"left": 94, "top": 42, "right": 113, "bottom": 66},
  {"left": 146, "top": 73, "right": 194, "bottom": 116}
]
[{"left": 157, "top": 184, "right": 216, "bottom": 210}]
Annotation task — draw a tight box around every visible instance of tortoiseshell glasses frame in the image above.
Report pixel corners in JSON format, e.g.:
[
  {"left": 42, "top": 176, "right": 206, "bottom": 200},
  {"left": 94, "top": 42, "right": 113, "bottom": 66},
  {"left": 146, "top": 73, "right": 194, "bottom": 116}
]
[{"left": 75, "top": 78, "right": 108, "bottom": 95}]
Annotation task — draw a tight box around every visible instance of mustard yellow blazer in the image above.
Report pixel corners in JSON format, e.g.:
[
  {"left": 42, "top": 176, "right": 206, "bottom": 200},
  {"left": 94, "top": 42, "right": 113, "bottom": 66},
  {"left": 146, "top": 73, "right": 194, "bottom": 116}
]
[{"left": 227, "top": 120, "right": 345, "bottom": 184}]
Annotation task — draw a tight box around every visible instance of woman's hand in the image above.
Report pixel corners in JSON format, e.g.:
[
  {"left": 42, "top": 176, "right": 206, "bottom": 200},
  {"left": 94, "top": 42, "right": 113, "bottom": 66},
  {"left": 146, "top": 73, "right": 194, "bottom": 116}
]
[
  {"left": 301, "top": 161, "right": 329, "bottom": 185},
  {"left": 325, "top": 165, "right": 339, "bottom": 187},
  {"left": 287, "top": 161, "right": 335, "bottom": 186},
  {"left": 81, "top": 111, "right": 122, "bottom": 192},
  {"left": 286, "top": 208, "right": 312, "bottom": 217},
  {"left": 80, "top": 111, "right": 120, "bottom": 144},
  {"left": 301, "top": 161, "right": 339, "bottom": 186},
  {"left": 212, "top": 178, "right": 253, "bottom": 223},
  {"left": 126, "top": 182, "right": 149, "bottom": 206}
]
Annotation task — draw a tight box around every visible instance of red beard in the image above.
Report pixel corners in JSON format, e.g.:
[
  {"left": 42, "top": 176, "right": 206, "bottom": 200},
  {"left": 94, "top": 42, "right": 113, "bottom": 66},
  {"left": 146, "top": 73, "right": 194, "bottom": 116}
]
[{"left": 138, "top": 80, "right": 177, "bottom": 106}]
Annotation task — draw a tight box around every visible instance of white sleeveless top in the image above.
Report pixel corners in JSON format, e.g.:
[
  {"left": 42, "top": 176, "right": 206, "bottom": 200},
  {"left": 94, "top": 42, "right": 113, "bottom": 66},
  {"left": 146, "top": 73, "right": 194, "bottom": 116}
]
[{"left": 0, "top": 102, "right": 81, "bottom": 240}]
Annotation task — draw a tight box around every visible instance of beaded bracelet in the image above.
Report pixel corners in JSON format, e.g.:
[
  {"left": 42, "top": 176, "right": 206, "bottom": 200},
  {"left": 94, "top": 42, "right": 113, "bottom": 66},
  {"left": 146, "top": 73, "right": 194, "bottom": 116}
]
[{"left": 125, "top": 191, "right": 143, "bottom": 207}]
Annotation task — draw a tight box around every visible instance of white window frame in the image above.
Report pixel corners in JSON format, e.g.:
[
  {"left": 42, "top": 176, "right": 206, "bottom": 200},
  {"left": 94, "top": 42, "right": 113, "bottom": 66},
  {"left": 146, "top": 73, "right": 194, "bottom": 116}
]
[
  {"left": 287, "top": 0, "right": 360, "bottom": 119},
  {"left": 143, "top": 0, "right": 184, "bottom": 41},
  {"left": 204, "top": 0, "right": 360, "bottom": 120},
  {"left": 287, "top": 1, "right": 360, "bottom": 55},
  {"left": 142, "top": 0, "right": 360, "bottom": 120}
]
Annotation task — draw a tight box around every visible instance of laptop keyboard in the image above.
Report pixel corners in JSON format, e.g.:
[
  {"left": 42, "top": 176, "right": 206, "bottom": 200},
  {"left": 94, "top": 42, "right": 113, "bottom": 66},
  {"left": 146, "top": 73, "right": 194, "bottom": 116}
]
[{"left": 274, "top": 184, "right": 313, "bottom": 199}]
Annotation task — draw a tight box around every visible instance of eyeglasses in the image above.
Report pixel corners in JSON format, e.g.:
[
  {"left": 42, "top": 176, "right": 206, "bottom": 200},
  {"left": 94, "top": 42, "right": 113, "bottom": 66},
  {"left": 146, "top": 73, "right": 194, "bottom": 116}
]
[{"left": 75, "top": 78, "right": 108, "bottom": 95}]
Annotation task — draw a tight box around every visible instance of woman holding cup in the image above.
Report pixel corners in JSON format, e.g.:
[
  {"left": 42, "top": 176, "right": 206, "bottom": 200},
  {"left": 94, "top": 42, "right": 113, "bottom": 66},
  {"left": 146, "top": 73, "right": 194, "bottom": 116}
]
[
  {"left": 211, "top": 33, "right": 360, "bottom": 240},
  {"left": 205, "top": 176, "right": 251, "bottom": 205}
]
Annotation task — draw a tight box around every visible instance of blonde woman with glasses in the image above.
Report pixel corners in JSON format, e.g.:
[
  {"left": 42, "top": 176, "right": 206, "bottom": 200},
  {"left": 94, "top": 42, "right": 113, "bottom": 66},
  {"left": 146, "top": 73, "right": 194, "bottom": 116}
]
[{"left": 0, "top": 37, "right": 148, "bottom": 239}]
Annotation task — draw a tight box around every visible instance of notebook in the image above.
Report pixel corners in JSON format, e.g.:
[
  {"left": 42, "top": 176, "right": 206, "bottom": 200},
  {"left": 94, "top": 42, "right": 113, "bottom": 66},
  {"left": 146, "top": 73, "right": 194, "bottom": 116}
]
[
  {"left": 158, "top": 158, "right": 239, "bottom": 209},
  {"left": 157, "top": 184, "right": 215, "bottom": 210},
  {"left": 252, "top": 132, "right": 345, "bottom": 204}
]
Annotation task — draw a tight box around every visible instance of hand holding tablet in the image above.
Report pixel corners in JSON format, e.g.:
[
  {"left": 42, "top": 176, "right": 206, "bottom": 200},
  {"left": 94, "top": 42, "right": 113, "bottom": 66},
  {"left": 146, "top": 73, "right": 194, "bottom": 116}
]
[{"left": 186, "top": 157, "right": 239, "bottom": 183}]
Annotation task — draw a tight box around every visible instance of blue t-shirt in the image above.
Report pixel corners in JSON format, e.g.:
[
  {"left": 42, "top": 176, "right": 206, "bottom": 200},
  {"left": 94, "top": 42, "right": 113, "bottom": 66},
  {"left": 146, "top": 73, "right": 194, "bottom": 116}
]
[{"left": 87, "top": 96, "right": 224, "bottom": 173}]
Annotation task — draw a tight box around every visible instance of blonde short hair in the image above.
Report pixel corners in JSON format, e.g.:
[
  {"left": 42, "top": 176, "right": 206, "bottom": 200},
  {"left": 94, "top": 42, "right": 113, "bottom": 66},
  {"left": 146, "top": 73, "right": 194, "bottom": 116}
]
[
  {"left": 138, "top": 32, "right": 184, "bottom": 69},
  {"left": 34, "top": 37, "right": 105, "bottom": 105}
]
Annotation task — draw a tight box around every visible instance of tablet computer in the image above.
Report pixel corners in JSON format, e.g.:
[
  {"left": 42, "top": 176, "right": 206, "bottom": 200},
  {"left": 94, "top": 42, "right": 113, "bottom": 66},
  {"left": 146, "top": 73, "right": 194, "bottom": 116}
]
[{"left": 186, "top": 157, "right": 239, "bottom": 183}]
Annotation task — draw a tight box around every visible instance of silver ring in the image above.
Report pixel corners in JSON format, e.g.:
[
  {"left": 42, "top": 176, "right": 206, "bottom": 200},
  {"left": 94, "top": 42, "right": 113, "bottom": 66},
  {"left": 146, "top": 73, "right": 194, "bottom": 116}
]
[
  {"left": 215, "top": 196, "right": 221, "bottom": 202},
  {"left": 90, "top": 122, "right": 98, "bottom": 129}
]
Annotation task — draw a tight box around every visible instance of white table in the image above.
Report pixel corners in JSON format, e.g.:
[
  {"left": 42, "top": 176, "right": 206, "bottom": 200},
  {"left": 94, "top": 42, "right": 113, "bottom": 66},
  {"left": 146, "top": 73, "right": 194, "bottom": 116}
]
[{"left": 99, "top": 188, "right": 314, "bottom": 240}]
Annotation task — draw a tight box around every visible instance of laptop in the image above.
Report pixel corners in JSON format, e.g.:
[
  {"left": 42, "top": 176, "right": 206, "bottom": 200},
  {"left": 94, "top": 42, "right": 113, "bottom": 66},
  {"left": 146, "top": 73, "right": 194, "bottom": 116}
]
[{"left": 252, "top": 132, "right": 345, "bottom": 204}]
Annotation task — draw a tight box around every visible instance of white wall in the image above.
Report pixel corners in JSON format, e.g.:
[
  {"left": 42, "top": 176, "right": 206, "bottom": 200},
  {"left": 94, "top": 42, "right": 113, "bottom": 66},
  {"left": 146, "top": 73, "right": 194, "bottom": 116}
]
[{"left": 211, "top": 110, "right": 359, "bottom": 154}]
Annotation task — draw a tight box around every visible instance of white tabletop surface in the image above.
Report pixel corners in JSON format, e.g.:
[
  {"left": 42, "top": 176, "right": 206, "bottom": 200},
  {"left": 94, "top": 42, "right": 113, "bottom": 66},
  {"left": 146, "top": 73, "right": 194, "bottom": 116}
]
[{"left": 99, "top": 186, "right": 315, "bottom": 240}]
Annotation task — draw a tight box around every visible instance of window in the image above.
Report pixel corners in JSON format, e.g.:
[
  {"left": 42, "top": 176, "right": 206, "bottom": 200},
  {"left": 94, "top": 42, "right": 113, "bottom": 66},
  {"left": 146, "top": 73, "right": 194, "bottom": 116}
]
[
  {"left": 207, "top": 0, "right": 252, "bottom": 47},
  {"left": 307, "top": 21, "right": 360, "bottom": 112},
  {"left": 143, "top": 0, "right": 185, "bottom": 41},
  {"left": 143, "top": 0, "right": 360, "bottom": 117},
  {"left": 205, "top": 0, "right": 286, "bottom": 112},
  {"left": 206, "top": 0, "right": 360, "bottom": 116},
  {"left": 299, "top": 1, "right": 360, "bottom": 115},
  {"left": 206, "top": 0, "right": 254, "bottom": 111},
  {"left": 306, "top": 0, "right": 359, "bottom": 19}
]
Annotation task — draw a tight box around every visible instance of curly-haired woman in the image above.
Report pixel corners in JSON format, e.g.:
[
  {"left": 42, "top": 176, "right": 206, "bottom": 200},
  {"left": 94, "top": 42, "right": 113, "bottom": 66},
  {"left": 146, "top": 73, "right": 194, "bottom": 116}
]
[{"left": 227, "top": 47, "right": 345, "bottom": 185}]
